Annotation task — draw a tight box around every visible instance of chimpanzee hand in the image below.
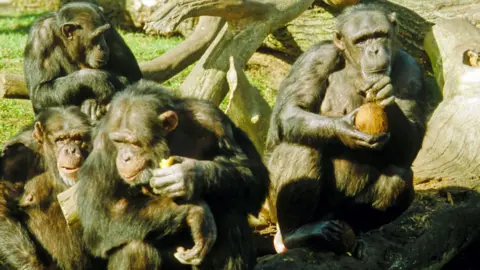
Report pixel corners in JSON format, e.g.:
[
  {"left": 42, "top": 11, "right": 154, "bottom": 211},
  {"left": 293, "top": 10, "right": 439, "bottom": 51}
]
[
  {"left": 359, "top": 75, "right": 395, "bottom": 107},
  {"left": 149, "top": 156, "right": 203, "bottom": 201},
  {"left": 0, "top": 181, "right": 23, "bottom": 215},
  {"left": 80, "top": 99, "right": 108, "bottom": 121},
  {"left": 334, "top": 109, "right": 390, "bottom": 150}
]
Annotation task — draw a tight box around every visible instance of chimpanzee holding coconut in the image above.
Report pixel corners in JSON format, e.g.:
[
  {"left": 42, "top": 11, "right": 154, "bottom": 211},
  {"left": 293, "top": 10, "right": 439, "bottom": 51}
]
[{"left": 265, "top": 4, "right": 425, "bottom": 254}]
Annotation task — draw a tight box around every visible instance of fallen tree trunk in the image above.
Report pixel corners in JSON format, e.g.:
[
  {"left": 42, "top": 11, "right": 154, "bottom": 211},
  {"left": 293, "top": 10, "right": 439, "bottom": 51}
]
[
  {"left": 140, "top": 16, "right": 225, "bottom": 83},
  {"left": 144, "top": 0, "right": 315, "bottom": 105},
  {"left": 413, "top": 19, "right": 480, "bottom": 183},
  {"left": 225, "top": 57, "right": 272, "bottom": 154},
  {"left": 255, "top": 18, "right": 480, "bottom": 269},
  {"left": 264, "top": 0, "right": 480, "bottom": 62}
]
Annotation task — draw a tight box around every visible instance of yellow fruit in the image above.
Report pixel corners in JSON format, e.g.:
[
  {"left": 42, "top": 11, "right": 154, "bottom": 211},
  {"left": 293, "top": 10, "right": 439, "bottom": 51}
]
[
  {"left": 159, "top": 157, "right": 175, "bottom": 168},
  {"left": 355, "top": 103, "right": 388, "bottom": 134},
  {"left": 323, "top": 0, "right": 360, "bottom": 8}
]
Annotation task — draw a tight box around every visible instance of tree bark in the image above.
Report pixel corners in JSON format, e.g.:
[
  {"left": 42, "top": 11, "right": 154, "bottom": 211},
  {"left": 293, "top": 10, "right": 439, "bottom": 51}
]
[
  {"left": 145, "top": 0, "right": 315, "bottom": 105},
  {"left": 140, "top": 16, "right": 225, "bottom": 83},
  {"left": 225, "top": 57, "right": 272, "bottom": 154},
  {"left": 413, "top": 19, "right": 480, "bottom": 183}
]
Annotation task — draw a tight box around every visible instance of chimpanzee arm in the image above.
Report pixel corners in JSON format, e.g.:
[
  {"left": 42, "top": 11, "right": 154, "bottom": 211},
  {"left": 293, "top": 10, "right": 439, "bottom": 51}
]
[
  {"left": 268, "top": 42, "right": 343, "bottom": 148},
  {"left": 195, "top": 130, "right": 269, "bottom": 214},
  {"left": 23, "top": 16, "right": 126, "bottom": 113},
  {"left": 105, "top": 28, "right": 142, "bottom": 83},
  {"left": 0, "top": 182, "right": 44, "bottom": 269},
  {"left": 0, "top": 219, "right": 45, "bottom": 269},
  {"left": 151, "top": 101, "right": 269, "bottom": 214},
  {"left": 387, "top": 50, "right": 426, "bottom": 166}
]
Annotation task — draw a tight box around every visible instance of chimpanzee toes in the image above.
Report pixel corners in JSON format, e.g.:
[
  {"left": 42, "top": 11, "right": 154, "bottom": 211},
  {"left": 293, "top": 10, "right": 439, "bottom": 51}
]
[
  {"left": 352, "top": 239, "right": 366, "bottom": 259},
  {"left": 173, "top": 246, "right": 204, "bottom": 266}
]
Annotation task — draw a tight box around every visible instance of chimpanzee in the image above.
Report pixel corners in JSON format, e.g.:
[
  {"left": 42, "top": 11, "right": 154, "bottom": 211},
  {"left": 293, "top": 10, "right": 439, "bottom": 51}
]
[
  {"left": 115, "top": 155, "right": 218, "bottom": 266},
  {"left": 265, "top": 4, "right": 425, "bottom": 254},
  {"left": 77, "top": 80, "right": 270, "bottom": 270},
  {"left": 0, "top": 126, "right": 42, "bottom": 183},
  {"left": 24, "top": 2, "right": 142, "bottom": 120},
  {"left": 0, "top": 107, "right": 98, "bottom": 270}
]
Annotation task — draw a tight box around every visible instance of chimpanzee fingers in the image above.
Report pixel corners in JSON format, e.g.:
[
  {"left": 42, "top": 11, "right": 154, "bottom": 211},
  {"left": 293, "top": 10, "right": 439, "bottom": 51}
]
[
  {"left": 374, "top": 83, "right": 393, "bottom": 101},
  {"left": 362, "top": 76, "right": 391, "bottom": 97},
  {"left": 370, "top": 76, "right": 391, "bottom": 92},
  {"left": 170, "top": 156, "right": 186, "bottom": 164},
  {"left": 379, "top": 96, "right": 396, "bottom": 107},
  {"left": 165, "top": 189, "right": 186, "bottom": 199},
  {"left": 80, "top": 99, "right": 93, "bottom": 117},
  {"left": 327, "top": 220, "right": 345, "bottom": 234},
  {"left": 367, "top": 132, "right": 390, "bottom": 145},
  {"left": 151, "top": 166, "right": 176, "bottom": 177},
  {"left": 90, "top": 103, "right": 98, "bottom": 121}
]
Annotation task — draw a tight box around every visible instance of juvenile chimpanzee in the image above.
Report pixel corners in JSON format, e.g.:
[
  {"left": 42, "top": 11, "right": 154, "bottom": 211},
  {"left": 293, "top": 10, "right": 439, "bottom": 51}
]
[
  {"left": 24, "top": 2, "right": 142, "bottom": 120},
  {"left": 0, "top": 107, "right": 97, "bottom": 270},
  {"left": 77, "top": 80, "right": 270, "bottom": 270},
  {"left": 115, "top": 154, "right": 218, "bottom": 266},
  {"left": 265, "top": 4, "right": 425, "bottom": 254}
]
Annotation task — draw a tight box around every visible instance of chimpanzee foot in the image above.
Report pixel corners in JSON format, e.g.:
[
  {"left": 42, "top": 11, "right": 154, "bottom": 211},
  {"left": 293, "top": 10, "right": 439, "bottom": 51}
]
[
  {"left": 274, "top": 229, "right": 287, "bottom": 253},
  {"left": 283, "top": 220, "right": 356, "bottom": 253},
  {"left": 284, "top": 220, "right": 344, "bottom": 247},
  {"left": 352, "top": 239, "right": 366, "bottom": 259},
  {"left": 174, "top": 246, "right": 204, "bottom": 266}
]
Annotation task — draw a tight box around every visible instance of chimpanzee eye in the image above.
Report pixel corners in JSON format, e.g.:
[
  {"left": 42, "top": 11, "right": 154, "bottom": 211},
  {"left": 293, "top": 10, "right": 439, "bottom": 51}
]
[{"left": 55, "top": 139, "right": 66, "bottom": 146}]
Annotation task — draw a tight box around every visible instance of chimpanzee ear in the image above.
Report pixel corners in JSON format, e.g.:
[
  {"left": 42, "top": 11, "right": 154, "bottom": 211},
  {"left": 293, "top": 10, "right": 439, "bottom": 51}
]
[
  {"left": 333, "top": 31, "right": 345, "bottom": 50},
  {"left": 61, "top": 23, "right": 80, "bottom": 40},
  {"left": 388, "top": 12, "right": 397, "bottom": 26},
  {"left": 32, "top": 122, "right": 44, "bottom": 144},
  {"left": 158, "top": 110, "right": 178, "bottom": 132}
]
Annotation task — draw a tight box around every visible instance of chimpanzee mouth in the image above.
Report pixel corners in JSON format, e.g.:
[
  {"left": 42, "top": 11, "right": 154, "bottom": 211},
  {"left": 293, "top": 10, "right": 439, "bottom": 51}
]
[
  {"left": 122, "top": 172, "right": 140, "bottom": 183},
  {"left": 60, "top": 167, "right": 80, "bottom": 174}
]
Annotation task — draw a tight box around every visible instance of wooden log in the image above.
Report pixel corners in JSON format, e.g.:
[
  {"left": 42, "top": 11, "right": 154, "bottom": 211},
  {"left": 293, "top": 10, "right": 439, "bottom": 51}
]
[
  {"left": 0, "top": 72, "right": 29, "bottom": 100},
  {"left": 225, "top": 56, "right": 272, "bottom": 154},
  {"left": 57, "top": 183, "right": 80, "bottom": 228},
  {"left": 264, "top": 0, "right": 480, "bottom": 63},
  {"left": 141, "top": 16, "right": 225, "bottom": 83},
  {"left": 413, "top": 19, "right": 480, "bottom": 183}
]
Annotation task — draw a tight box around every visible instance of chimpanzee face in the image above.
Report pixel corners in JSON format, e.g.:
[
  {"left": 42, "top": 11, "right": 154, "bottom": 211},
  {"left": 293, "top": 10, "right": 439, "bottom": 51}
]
[
  {"left": 33, "top": 108, "right": 92, "bottom": 186},
  {"left": 105, "top": 98, "right": 178, "bottom": 186},
  {"left": 60, "top": 21, "right": 111, "bottom": 69},
  {"left": 333, "top": 10, "right": 397, "bottom": 82},
  {"left": 84, "top": 23, "right": 110, "bottom": 69},
  {"left": 58, "top": 3, "right": 111, "bottom": 69}
]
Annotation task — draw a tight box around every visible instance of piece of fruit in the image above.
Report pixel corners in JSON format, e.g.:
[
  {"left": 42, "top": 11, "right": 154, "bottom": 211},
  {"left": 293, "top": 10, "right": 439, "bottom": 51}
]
[
  {"left": 160, "top": 157, "right": 175, "bottom": 168},
  {"left": 354, "top": 102, "right": 389, "bottom": 134}
]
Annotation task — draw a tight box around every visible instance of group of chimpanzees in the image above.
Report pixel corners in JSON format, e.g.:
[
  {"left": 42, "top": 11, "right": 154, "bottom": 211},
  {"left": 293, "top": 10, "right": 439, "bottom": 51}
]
[{"left": 0, "top": 2, "right": 426, "bottom": 270}]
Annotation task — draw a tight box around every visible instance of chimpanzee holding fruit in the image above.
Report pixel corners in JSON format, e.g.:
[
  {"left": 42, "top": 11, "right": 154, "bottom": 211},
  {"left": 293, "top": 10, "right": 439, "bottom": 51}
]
[{"left": 265, "top": 4, "right": 426, "bottom": 254}]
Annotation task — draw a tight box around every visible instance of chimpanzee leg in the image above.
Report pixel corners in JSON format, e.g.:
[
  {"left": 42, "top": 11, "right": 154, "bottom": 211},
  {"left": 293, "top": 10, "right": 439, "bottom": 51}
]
[
  {"left": 346, "top": 165, "right": 414, "bottom": 233},
  {"left": 174, "top": 201, "right": 217, "bottom": 266},
  {"left": 268, "top": 143, "right": 324, "bottom": 237},
  {"left": 107, "top": 240, "right": 162, "bottom": 270},
  {"left": 195, "top": 212, "right": 255, "bottom": 270}
]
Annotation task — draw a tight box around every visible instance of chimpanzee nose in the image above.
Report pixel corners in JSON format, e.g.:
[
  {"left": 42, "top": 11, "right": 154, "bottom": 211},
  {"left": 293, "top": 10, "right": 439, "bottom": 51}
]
[
  {"left": 121, "top": 152, "right": 131, "bottom": 162},
  {"left": 63, "top": 145, "right": 77, "bottom": 155}
]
